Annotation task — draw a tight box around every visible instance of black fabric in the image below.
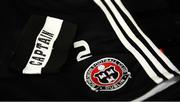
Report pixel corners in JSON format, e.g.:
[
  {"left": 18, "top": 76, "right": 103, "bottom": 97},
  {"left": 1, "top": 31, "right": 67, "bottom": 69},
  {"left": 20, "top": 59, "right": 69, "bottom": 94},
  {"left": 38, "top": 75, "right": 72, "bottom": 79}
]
[
  {"left": 148, "top": 77, "right": 180, "bottom": 100},
  {"left": 9, "top": 16, "right": 46, "bottom": 74},
  {"left": 0, "top": 0, "right": 179, "bottom": 101},
  {"left": 0, "top": 0, "right": 16, "bottom": 77}
]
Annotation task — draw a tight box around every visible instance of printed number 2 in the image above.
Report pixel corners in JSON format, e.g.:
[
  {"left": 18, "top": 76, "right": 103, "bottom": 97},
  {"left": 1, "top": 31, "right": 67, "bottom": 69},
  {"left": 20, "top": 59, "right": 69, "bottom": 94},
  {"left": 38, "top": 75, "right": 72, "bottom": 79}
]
[{"left": 74, "top": 40, "right": 92, "bottom": 62}]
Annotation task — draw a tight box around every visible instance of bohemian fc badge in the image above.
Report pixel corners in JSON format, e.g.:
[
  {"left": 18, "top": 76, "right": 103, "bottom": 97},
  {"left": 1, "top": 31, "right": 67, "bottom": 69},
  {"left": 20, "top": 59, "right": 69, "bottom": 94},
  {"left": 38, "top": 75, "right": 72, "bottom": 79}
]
[{"left": 84, "top": 57, "right": 131, "bottom": 92}]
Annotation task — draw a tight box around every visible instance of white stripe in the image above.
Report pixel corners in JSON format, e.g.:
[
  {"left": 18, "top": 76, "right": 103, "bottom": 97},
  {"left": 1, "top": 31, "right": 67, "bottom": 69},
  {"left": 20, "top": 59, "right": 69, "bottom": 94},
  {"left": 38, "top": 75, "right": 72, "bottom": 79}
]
[
  {"left": 94, "top": 0, "right": 163, "bottom": 84},
  {"left": 132, "top": 76, "right": 180, "bottom": 101},
  {"left": 23, "top": 16, "right": 63, "bottom": 74},
  {"left": 114, "top": 0, "right": 180, "bottom": 75},
  {"left": 104, "top": 0, "right": 174, "bottom": 79}
]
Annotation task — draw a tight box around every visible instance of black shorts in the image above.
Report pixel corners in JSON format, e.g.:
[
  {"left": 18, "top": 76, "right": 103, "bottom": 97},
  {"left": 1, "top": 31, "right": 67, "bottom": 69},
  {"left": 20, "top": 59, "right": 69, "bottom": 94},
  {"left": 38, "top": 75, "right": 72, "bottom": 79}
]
[{"left": 0, "top": 0, "right": 180, "bottom": 101}]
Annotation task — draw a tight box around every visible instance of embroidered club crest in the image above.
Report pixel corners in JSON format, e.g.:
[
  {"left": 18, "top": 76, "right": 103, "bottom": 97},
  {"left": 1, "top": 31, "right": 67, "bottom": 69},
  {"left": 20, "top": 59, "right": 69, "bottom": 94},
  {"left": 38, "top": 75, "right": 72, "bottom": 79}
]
[{"left": 84, "top": 57, "right": 131, "bottom": 92}]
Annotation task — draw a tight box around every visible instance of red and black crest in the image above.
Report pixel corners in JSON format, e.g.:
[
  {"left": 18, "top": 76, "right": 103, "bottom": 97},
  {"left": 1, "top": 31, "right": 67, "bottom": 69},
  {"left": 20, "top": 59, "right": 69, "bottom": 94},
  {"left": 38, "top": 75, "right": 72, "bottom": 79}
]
[{"left": 84, "top": 57, "right": 131, "bottom": 92}]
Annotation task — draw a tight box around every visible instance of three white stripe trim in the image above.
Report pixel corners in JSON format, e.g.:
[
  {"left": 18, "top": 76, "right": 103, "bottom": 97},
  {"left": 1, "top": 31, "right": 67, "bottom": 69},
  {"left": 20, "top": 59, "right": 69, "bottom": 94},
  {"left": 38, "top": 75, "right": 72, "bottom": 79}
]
[
  {"left": 94, "top": 0, "right": 180, "bottom": 84},
  {"left": 114, "top": 0, "right": 180, "bottom": 75},
  {"left": 94, "top": 0, "right": 180, "bottom": 100},
  {"left": 94, "top": 0, "right": 163, "bottom": 84},
  {"left": 104, "top": 0, "right": 174, "bottom": 80}
]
